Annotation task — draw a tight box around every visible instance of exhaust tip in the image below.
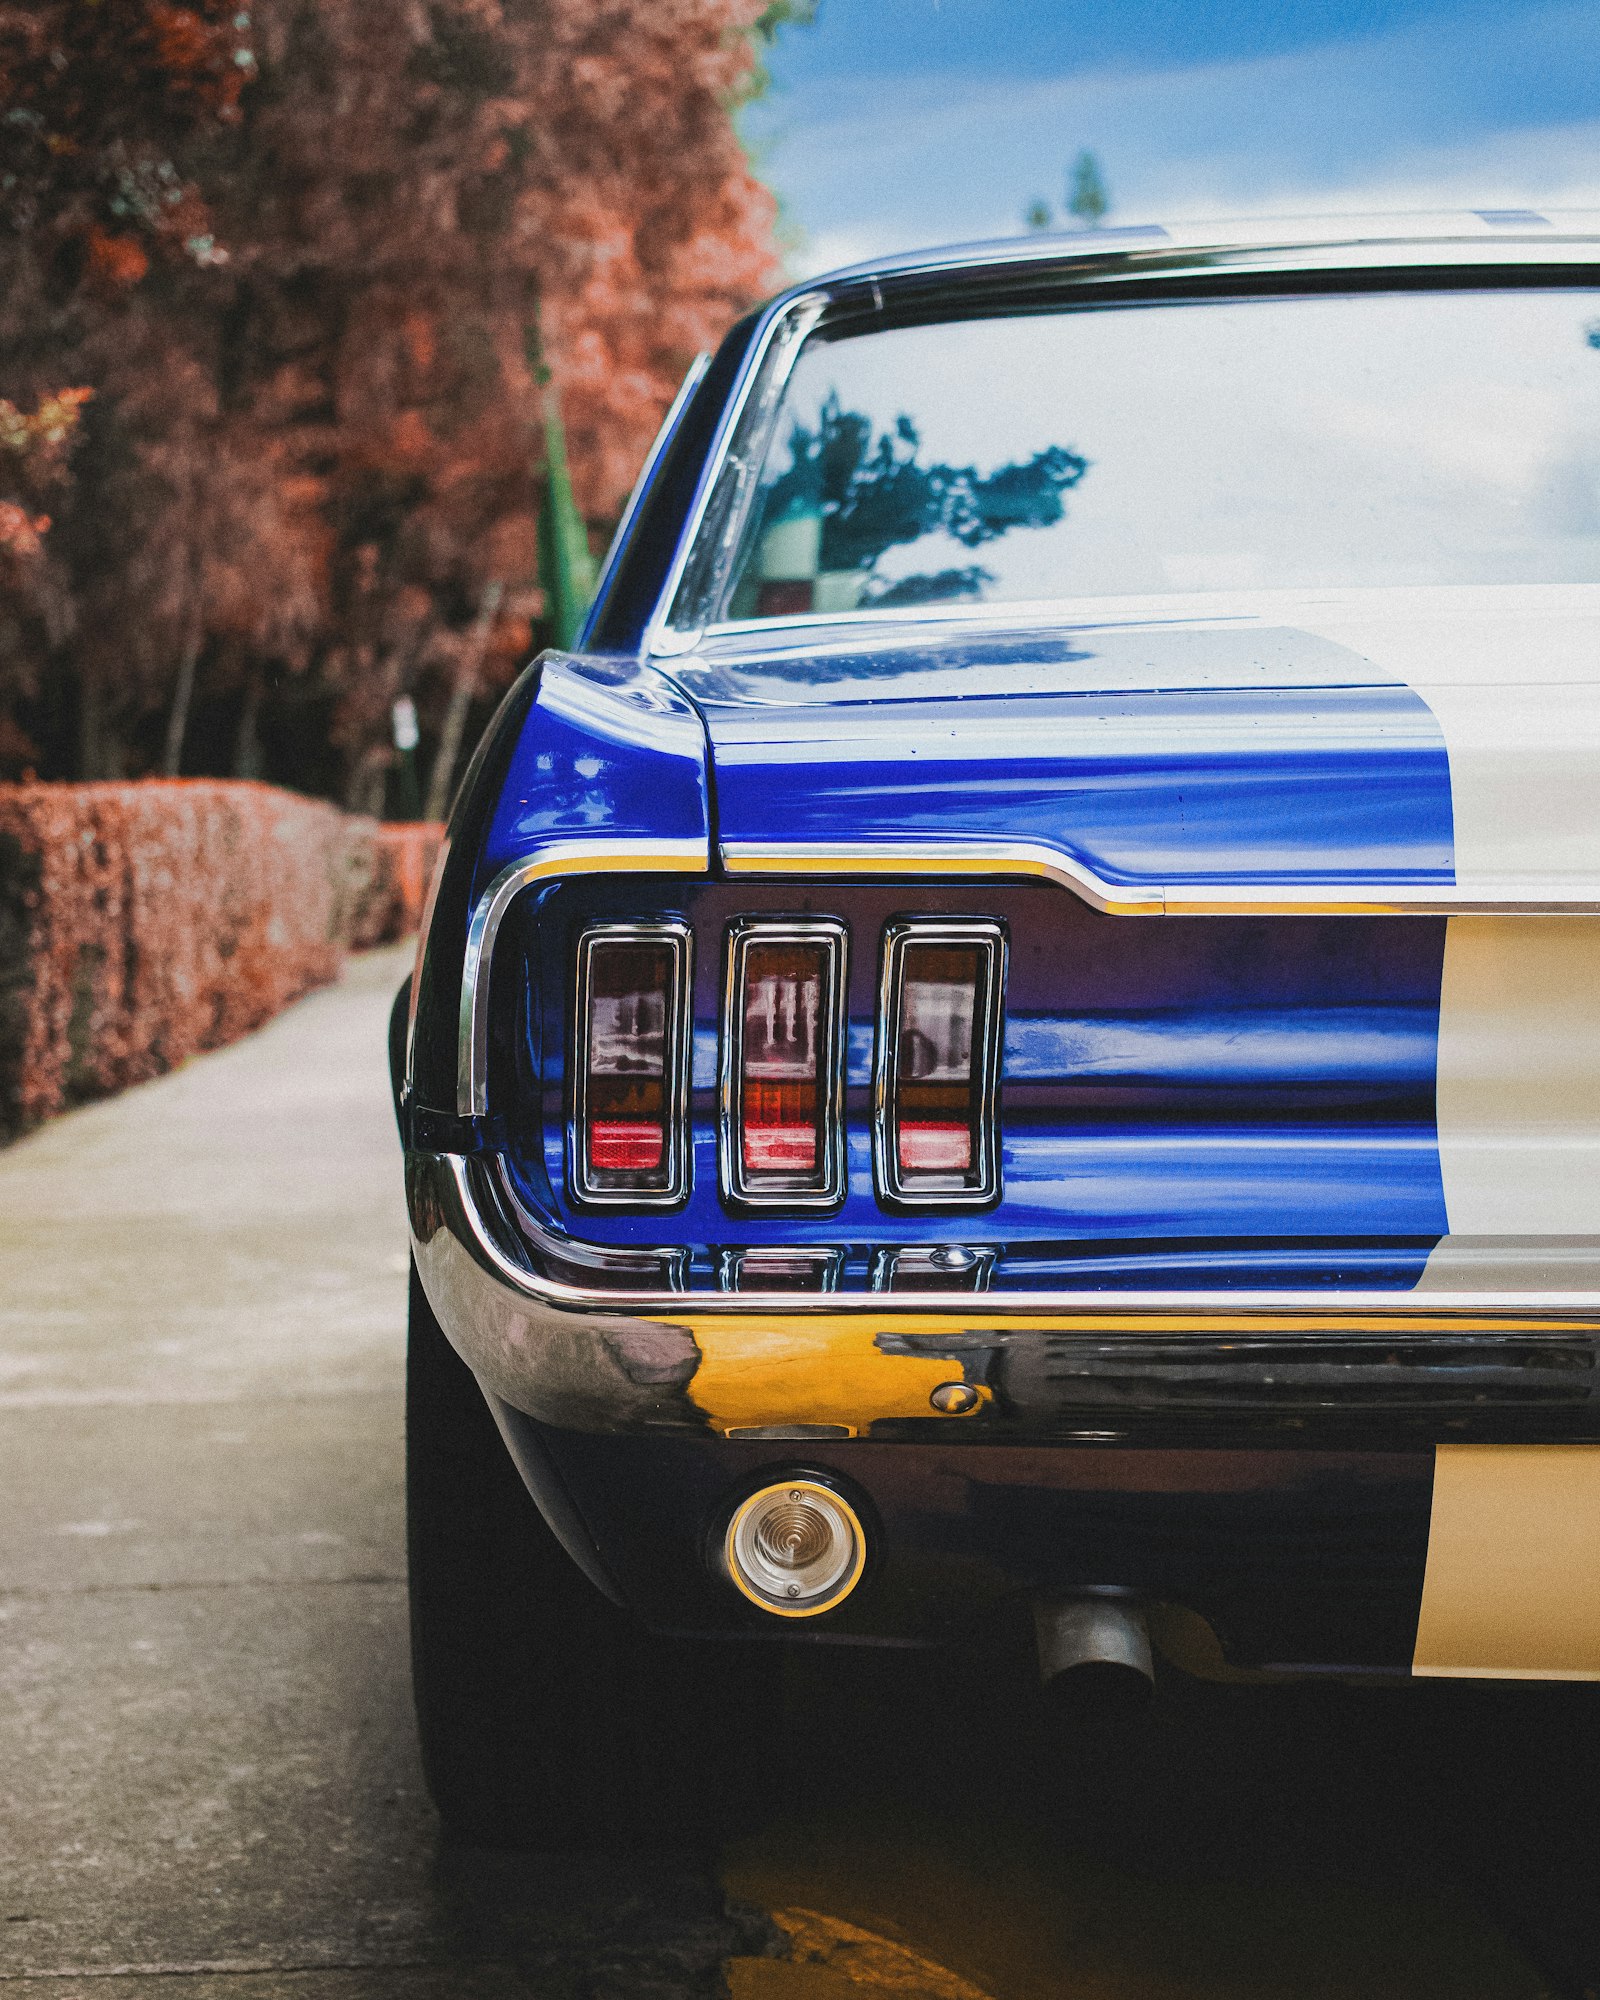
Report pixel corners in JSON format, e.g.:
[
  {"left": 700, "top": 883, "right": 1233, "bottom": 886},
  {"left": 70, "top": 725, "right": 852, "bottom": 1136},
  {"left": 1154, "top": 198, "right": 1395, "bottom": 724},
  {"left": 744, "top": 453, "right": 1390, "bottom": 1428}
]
[{"left": 1034, "top": 1595, "right": 1155, "bottom": 1708}]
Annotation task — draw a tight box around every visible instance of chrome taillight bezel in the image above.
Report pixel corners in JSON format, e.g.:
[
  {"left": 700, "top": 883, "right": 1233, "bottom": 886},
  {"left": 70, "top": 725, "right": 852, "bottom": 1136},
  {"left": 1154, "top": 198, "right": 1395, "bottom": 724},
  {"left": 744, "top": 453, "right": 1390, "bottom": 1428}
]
[
  {"left": 568, "top": 918, "right": 694, "bottom": 1209},
  {"left": 874, "top": 917, "right": 1007, "bottom": 1209},
  {"left": 719, "top": 914, "right": 849, "bottom": 1210},
  {"left": 717, "top": 1245, "right": 847, "bottom": 1292}
]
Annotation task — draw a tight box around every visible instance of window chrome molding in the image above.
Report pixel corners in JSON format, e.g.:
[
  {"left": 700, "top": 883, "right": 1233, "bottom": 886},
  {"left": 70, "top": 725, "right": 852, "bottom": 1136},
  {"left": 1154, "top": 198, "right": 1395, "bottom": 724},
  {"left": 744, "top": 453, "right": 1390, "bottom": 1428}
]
[
  {"left": 874, "top": 918, "right": 1007, "bottom": 1209},
  {"left": 581, "top": 350, "right": 710, "bottom": 642},
  {"left": 568, "top": 919, "right": 695, "bottom": 1210},
  {"left": 719, "top": 915, "right": 850, "bottom": 1210},
  {"left": 649, "top": 291, "right": 829, "bottom": 650},
  {"left": 721, "top": 840, "right": 1600, "bottom": 919}
]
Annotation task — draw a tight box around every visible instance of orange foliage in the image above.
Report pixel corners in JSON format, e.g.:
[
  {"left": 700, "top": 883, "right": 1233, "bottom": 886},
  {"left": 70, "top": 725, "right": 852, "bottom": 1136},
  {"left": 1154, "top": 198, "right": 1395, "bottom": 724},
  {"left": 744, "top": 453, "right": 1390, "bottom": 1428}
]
[
  {"left": 86, "top": 228, "right": 153, "bottom": 289},
  {"left": 0, "top": 0, "right": 786, "bottom": 797}
]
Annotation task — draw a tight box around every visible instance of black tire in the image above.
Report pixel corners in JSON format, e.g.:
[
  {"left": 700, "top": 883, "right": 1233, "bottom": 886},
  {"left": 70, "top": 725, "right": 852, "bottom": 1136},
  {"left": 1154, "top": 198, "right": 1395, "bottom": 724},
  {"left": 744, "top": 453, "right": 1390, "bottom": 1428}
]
[{"left": 406, "top": 1259, "right": 778, "bottom": 1847}]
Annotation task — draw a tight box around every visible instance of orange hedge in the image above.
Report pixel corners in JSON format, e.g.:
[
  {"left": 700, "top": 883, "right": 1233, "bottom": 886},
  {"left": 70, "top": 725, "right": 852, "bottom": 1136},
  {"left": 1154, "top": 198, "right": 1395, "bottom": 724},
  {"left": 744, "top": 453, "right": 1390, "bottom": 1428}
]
[
  {"left": 352, "top": 820, "right": 446, "bottom": 950},
  {"left": 0, "top": 782, "right": 443, "bottom": 1142}
]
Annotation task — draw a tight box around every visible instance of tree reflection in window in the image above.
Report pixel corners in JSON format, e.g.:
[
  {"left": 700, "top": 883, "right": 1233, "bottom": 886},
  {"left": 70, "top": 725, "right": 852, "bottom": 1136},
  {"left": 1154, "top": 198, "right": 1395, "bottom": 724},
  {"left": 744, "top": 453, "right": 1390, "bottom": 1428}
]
[{"left": 729, "top": 393, "right": 1089, "bottom": 620}]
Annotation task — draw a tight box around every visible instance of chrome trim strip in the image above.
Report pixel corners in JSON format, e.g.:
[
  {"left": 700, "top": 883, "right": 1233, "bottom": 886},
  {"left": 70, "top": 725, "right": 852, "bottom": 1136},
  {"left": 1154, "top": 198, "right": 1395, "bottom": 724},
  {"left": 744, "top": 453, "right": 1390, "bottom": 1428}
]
[
  {"left": 874, "top": 918, "right": 1007, "bottom": 1208},
  {"left": 568, "top": 919, "right": 694, "bottom": 1209},
  {"left": 491, "top": 1157, "right": 691, "bottom": 1289},
  {"left": 722, "top": 840, "right": 1600, "bottom": 918},
  {"left": 719, "top": 914, "right": 850, "bottom": 1210},
  {"left": 801, "top": 224, "right": 1600, "bottom": 293},
  {"left": 423, "top": 1153, "right": 1600, "bottom": 1325},
  {"left": 457, "top": 838, "right": 709, "bottom": 1116}
]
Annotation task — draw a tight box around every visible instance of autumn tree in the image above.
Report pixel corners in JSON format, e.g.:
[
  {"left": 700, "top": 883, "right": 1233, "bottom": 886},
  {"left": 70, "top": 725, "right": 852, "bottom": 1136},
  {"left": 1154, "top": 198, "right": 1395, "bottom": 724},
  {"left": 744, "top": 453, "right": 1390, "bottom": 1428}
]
[{"left": 0, "top": 0, "right": 789, "bottom": 803}]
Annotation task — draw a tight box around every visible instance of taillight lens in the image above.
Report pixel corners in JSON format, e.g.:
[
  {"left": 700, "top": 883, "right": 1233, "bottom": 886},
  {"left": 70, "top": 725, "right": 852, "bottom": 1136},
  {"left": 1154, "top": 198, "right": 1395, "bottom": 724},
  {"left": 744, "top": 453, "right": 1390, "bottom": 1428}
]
[
  {"left": 722, "top": 918, "right": 847, "bottom": 1207},
  {"left": 876, "top": 920, "right": 1005, "bottom": 1206},
  {"left": 571, "top": 922, "right": 691, "bottom": 1206}
]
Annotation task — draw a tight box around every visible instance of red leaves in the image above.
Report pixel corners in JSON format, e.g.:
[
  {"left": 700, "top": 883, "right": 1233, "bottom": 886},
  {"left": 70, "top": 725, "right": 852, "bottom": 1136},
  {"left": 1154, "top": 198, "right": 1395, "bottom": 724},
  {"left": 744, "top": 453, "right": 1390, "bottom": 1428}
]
[
  {"left": 86, "top": 227, "right": 153, "bottom": 288},
  {"left": 0, "top": 505, "right": 52, "bottom": 561}
]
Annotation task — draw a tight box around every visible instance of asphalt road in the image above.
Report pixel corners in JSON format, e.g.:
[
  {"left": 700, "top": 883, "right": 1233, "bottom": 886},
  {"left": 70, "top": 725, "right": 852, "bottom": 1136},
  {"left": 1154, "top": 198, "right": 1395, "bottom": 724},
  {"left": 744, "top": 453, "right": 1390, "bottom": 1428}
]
[{"left": 3, "top": 945, "right": 1598, "bottom": 1999}]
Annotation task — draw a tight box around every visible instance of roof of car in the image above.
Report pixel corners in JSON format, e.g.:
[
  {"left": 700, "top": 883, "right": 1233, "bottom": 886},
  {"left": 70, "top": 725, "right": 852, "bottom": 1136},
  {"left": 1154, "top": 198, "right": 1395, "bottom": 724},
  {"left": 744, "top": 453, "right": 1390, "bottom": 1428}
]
[{"left": 787, "top": 209, "right": 1600, "bottom": 304}]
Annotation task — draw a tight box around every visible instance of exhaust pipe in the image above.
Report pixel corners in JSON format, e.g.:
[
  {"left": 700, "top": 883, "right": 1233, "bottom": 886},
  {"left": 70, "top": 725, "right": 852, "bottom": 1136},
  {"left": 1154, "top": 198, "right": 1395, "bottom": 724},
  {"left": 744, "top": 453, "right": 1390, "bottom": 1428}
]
[{"left": 1034, "top": 1595, "right": 1155, "bottom": 1705}]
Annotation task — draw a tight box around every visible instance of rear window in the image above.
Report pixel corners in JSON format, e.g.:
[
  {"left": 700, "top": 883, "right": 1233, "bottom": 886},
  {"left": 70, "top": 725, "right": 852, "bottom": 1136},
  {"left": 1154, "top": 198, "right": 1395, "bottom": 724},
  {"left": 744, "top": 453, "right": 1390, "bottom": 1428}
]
[{"left": 716, "top": 288, "right": 1600, "bottom": 621}]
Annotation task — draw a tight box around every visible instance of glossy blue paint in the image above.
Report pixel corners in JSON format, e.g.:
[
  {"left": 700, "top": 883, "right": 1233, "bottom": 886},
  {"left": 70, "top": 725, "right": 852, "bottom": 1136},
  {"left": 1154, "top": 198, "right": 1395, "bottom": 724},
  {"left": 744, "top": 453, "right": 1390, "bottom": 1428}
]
[
  {"left": 1005, "top": 1007, "right": 1437, "bottom": 1088},
  {"left": 476, "top": 655, "right": 709, "bottom": 895},
  {"left": 682, "top": 621, "right": 1455, "bottom": 891},
  {"left": 497, "top": 878, "right": 1448, "bottom": 1288}
]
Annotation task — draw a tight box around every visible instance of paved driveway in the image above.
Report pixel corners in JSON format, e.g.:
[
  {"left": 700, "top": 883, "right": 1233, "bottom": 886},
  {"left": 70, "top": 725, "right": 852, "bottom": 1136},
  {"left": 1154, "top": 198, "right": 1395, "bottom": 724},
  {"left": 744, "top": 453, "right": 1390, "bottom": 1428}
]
[{"left": 0, "top": 946, "right": 1592, "bottom": 1998}]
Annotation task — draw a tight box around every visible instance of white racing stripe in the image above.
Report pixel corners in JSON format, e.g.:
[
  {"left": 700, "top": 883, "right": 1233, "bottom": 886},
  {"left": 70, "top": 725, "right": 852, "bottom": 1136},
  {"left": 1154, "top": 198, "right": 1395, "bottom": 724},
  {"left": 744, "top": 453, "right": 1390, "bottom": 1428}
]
[
  {"left": 1281, "top": 590, "right": 1600, "bottom": 1241},
  {"left": 1293, "top": 588, "right": 1600, "bottom": 897},
  {"left": 1416, "top": 1444, "right": 1600, "bottom": 1678},
  {"left": 1429, "top": 916, "right": 1600, "bottom": 1238}
]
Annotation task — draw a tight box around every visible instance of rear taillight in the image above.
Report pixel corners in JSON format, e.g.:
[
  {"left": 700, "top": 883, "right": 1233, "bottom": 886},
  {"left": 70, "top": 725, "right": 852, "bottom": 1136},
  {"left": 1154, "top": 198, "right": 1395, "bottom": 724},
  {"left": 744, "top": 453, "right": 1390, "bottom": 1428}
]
[
  {"left": 875, "top": 919, "right": 1006, "bottom": 1207},
  {"left": 721, "top": 917, "right": 847, "bottom": 1207},
  {"left": 570, "top": 921, "right": 692, "bottom": 1207}
]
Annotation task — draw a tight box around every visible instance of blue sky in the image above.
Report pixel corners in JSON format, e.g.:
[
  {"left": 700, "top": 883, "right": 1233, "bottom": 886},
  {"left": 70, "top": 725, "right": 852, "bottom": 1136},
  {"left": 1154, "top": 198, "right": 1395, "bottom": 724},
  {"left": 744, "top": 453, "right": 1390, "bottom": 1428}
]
[{"left": 747, "top": 0, "right": 1600, "bottom": 274}]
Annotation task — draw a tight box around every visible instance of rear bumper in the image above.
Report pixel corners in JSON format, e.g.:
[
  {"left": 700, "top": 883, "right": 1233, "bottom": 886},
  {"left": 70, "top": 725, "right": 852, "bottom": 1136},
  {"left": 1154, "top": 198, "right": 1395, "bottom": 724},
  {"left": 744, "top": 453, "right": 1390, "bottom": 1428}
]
[
  {"left": 407, "top": 1149, "right": 1600, "bottom": 1449},
  {"left": 407, "top": 1150, "right": 1600, "bottom": 1675}
]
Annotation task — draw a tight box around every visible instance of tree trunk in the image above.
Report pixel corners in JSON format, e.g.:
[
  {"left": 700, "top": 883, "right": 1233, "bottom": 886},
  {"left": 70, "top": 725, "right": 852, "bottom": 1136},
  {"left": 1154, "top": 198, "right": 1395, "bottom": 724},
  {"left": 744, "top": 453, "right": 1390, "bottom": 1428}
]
[
  {"left": 424, "top": 580, "right": 502, "bottom": 822},
  {"left": 161, "top": 624, "right": 202, "bottom": 778},
  {"left": 77, "top": 660, "right": 102, "bottom": 780},
  {"left": 233, "top": 664, "right": 264, "bottom": 781}
]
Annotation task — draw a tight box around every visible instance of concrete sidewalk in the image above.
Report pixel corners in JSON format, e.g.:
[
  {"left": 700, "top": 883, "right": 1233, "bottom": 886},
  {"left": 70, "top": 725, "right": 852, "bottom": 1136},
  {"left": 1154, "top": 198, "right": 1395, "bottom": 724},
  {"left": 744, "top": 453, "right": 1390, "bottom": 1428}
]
[{"left": 0, "top": 947, "right": 757, "bottom": 1996}]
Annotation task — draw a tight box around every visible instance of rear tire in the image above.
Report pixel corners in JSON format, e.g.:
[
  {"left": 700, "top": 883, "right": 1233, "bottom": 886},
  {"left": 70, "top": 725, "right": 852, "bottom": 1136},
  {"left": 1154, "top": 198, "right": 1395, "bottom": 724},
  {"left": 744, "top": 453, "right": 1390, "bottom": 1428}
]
[{"left": 406, "top": 1258, "right": 776, "bottom": 1847}]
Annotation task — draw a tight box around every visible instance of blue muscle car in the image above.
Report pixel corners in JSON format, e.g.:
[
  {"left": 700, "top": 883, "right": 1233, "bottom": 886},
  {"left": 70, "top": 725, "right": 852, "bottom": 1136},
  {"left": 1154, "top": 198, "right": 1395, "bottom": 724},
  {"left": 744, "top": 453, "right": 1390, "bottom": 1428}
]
[{"left": 397, "top": 214, "right": 1600, "bottom": 1845}]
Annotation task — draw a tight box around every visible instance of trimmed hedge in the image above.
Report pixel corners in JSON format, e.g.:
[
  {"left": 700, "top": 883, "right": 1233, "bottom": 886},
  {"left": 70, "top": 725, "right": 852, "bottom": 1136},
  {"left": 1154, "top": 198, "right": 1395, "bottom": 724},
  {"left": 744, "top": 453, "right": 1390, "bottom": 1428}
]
[
  {"left": 353, "top": 820, "right": 447, "bottom": 951},
  {"left": 0, "top": 781, "right": 443, "bottom": 1143}
]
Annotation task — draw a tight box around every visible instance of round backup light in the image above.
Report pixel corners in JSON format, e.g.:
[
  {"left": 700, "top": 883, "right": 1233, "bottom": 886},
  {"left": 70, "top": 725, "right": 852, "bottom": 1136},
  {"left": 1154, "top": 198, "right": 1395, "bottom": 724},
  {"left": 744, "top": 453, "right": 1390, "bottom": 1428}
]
[{"left": 724, "top": 1479, "right": 866, "bottom": 1618}]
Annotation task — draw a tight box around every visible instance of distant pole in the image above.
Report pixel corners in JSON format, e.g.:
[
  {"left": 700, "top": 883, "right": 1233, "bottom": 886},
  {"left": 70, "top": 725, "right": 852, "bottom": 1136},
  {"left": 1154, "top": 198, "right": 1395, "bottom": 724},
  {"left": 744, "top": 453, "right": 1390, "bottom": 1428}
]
[
  {"left": 526, "top": 323, "right": 597, "bottom": 652},
  {"left": 391, "top": 695, "right": 422, "bottom": 819}
]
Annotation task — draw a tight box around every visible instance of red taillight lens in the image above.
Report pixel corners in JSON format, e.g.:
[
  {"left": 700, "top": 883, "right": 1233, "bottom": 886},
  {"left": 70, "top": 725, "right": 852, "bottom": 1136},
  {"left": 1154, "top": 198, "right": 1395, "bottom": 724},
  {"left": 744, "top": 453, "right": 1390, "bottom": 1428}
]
[
  {"left": 572, "top": 926, "right": 690, "bottom": 1205},
  {"left": 741, "top": 941, "right": 826, "bottom": 1177},
  {"left": 877, "top": 922, "right": 1005, "bottom": 1206},
  {"left": 897, "top": 942, "right": 981, "bottom": 1175},
  {"left": 723, "top": 920, "right": 847, "bottom": 1207}
]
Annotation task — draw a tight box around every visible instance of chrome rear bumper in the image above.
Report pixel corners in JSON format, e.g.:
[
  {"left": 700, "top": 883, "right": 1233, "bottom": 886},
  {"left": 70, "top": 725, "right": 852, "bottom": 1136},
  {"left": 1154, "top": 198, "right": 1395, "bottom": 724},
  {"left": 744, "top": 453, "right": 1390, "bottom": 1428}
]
[{"left": 407, "top": 1151, "right": 1600, "bottom": 1444}]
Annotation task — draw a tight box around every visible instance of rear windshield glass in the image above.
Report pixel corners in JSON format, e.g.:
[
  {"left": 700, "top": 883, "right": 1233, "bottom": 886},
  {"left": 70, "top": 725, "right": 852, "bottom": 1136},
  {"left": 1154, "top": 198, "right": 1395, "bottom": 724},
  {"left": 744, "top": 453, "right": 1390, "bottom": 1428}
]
[{"left": 718, "top": 288, "right": 1600, "bottom": 621}]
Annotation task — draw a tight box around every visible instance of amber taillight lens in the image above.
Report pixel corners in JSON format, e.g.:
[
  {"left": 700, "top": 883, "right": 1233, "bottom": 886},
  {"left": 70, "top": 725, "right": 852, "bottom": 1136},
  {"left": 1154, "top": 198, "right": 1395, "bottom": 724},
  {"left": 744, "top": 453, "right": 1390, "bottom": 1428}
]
[
  {"left": 876, "top": 921, "right": 1005, "bottom": 1206},
  {"left": 722, "top": 919, "right": 847, "bottom": 1207},
  {"left": 571, "top": 924, "right": 691, "bottom": 1206}
]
